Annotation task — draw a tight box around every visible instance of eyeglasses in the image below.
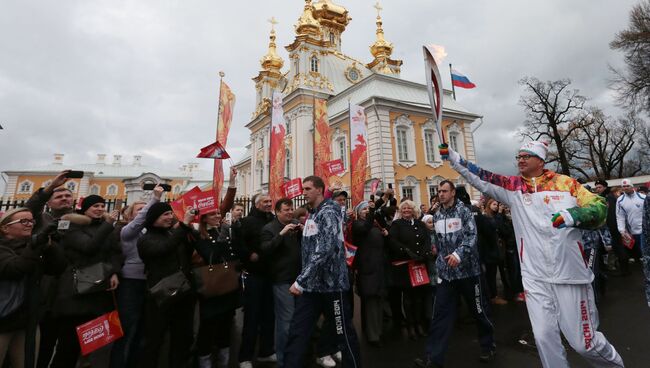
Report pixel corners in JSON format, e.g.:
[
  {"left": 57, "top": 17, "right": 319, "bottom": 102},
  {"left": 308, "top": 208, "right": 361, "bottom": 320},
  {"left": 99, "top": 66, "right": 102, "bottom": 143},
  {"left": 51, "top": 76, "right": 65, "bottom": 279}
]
[
  {"left": 515, "top": 154, "right": 534, "bottom": 161},
  {"left": 4, "top": 218, "right": 35, "bottom": 226}
]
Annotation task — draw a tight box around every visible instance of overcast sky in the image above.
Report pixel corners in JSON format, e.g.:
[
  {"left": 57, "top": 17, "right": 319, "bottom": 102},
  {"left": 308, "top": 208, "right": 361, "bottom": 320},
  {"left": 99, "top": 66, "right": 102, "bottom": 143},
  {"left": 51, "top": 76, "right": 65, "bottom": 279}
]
[{"left": 0, "top": 0, "right": 639, "bottom": 190}]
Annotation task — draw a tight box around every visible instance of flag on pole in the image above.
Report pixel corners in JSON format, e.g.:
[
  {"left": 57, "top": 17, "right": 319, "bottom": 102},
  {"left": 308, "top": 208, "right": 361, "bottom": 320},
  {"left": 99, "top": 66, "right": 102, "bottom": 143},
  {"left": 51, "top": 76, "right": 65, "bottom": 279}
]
[
  {"left": 349, "top": 104, "right": 368, "bottom": 207},
  {"left": 197, "top": 141, "right": 230, "bottom": 159},
  {"left": 269, "top": 91, "right": 286, "bottom": 203},
  {"left": 451, "top": 69, "right": 476, "bottom": 89},
  {"left": 423, "top": 45, "right": 445, "bottom": 144},
  {"left": 313, "top": 98, "right": 332, "bottom": 183},
  {"left": 213, "top": 80, "right": 236, "bottom": 200}
]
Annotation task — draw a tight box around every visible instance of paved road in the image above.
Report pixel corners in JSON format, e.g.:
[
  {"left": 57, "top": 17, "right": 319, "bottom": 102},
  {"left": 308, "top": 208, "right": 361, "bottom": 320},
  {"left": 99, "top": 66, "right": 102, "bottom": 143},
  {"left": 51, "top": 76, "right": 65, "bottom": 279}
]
[{"left": 88, "top": 263, "right": 649, "bottom": 367}]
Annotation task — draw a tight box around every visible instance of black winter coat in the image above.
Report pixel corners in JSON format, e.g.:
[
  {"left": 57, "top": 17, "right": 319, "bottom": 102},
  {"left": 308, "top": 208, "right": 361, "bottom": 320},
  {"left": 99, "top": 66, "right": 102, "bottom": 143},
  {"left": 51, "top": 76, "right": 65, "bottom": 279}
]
[
  {"left": 476, "top": 214, "right": 501, "bottom": 264},
  {"left": 137, "top": 224, "right": 193, "bottom": 289},
  {"left": 53, "top": 214, "right": 122, "bottom": 317},
  {"left": 260, "top": 219, "right": 302, "bottom": 284},
  {"left": 352, "top": 211, "right": 386, "bottom": 297},
  {"left": 240, "top": 207, "right": 274, "bottom": 276},
  {"left": 388, "top": 218, "right": 432, "bottom": 288}
]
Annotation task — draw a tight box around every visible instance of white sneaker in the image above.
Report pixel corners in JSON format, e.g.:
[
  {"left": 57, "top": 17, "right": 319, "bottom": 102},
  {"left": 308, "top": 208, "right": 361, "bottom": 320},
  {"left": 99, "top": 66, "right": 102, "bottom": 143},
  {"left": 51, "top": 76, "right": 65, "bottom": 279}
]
[
  {"left": 333, "top": 351, "right": 342, "bottom": 362},
  {"left": 257, "top": 353, "right": 277, "bottom": 363},
  {"left": 198, "top": 355, "right": 212, "bottom": 368},
  {"left": 216, "top": 348, "right": 229, "bottom": 368},
  {"left": 239, "top": 361, "right": 253, "bottom": 368},
  {"left": 316, "top": 355, "right": 337, "bottom": 368}
]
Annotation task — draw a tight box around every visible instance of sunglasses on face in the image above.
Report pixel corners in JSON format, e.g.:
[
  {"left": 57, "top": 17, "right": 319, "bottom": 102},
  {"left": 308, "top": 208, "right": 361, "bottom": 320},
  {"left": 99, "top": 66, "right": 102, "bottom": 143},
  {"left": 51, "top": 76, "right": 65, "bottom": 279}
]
[
  {"left": 515, "top": 154, "right": 534, "bottom": 161},
  {"left": 4, "top": 218, "right": 35, "bottom": 226}
]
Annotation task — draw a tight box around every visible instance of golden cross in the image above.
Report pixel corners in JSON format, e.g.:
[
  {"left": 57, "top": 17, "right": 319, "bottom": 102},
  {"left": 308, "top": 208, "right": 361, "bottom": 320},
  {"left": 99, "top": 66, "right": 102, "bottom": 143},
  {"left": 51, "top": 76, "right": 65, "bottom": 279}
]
[
  {"left": 373, "top": 1, "right": 383, "bottom": 18},
  {"left": 268, "top": 17, "right": 278, "bottom": 31}
]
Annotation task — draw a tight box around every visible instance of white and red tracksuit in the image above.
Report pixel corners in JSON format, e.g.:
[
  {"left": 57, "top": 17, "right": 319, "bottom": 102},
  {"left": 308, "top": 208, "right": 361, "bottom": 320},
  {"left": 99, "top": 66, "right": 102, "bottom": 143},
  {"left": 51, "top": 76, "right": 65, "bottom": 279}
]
[{"left": 447, "top": 148, "right": 624, "bottom": 368}]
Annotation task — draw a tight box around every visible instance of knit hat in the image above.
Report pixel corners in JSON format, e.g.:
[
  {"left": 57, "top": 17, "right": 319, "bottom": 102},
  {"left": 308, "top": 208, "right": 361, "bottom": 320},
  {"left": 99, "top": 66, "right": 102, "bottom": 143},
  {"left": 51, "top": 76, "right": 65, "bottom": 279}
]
[
  {"left": 354, "top": 201, "right": 369, "bottom": 216},
  {"left": 519, "top": 140, "right": 549, "bottom": 161},
  {"left": 145, "top": 202, "right": 173, "bottom": 228},
  {"left": 0, "top": 207, "right": 31, "bottom": 227},
  {"left": 421, "top": 214, "right": 433, "bottom": 224},
  {"left": 78, "top": 195, "right": 105, "bottom": 214}
]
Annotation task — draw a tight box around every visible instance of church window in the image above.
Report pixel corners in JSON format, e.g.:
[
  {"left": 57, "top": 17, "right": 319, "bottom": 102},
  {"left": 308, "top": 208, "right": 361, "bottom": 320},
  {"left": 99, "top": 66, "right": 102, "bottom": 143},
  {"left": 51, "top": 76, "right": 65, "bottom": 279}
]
[
  {"left": 66, "top": 181, "right": 77, "bottom": 192},
  {"left": 449, "top": 133, "right": 459, "bottom": 152},
  {"left": 401, "top": 187, "right": 413, "bottom": 201},
  {"left": 256, "top": 161, "right": 264, "bottom": 184},
  {"left": 106, "top": 184, "right": 117, "bottom": 196},
  {"left": 294, "top": 58, "right": 299, "bottom": 73},
  {"left": 337, "top": 137, "right": 347, "bottom": 169},
  {"left": 428, "top": 185, "right": 437, "bottom": 201},
  {"left": 396, "top": 128, "right": 409, "bottom": 161},
  {"left": 310, "top": 56, "right": 319, "bottom": 73},
  {"left": 89, "top": 185, "right": 100, "bottom": 195},
  {"left": 18, "top": 181, "right": 33, "bottom": 194},
  {"left": 285, "top": 149, "right": 292, "bottom": 179},
  {"left": 329, "top": 33, "right": 336, "bottom": 45},
  {"left": 424, "top": 130, "right": 437, "bottom": 163}
]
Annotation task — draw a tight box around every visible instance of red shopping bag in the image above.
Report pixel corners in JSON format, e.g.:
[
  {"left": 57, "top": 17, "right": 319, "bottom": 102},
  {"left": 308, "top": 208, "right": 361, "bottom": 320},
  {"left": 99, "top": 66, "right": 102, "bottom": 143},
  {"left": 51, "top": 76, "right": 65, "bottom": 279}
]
[
  {"left": 76, "top": 310, "right": 124, "bottom": 355},
  {"left": 408, "top": 261, "right": 430, "bottom": 287},
  {"left": 623, "top": 236, "right": 635, "bottom": 250}
]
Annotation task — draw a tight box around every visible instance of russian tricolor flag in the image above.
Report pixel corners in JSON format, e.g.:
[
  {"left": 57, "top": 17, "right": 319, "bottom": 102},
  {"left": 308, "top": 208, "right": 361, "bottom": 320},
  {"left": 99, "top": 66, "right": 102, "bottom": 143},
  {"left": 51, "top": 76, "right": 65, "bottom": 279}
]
[{"left": 451, "top": 69, "right": 476, "bottom": 89}]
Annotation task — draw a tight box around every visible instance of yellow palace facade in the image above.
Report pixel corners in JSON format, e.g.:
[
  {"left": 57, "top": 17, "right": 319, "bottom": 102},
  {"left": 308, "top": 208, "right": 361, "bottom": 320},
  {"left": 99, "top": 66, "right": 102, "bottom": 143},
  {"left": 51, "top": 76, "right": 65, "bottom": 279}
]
[{"left": 234, "top": 0, "right": 482, "bottom": 204}]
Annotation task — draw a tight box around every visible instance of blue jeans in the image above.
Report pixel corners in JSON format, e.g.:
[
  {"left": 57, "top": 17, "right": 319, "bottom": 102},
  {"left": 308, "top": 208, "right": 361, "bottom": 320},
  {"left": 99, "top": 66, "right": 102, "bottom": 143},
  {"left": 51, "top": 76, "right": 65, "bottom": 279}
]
[
  {"left": 634, "top": 234, "right": 650, "bottom": 305},
  {"left": 273, "top": 283, "right": 295, "bottom": 367},
  {"left": 110, "top": 278, "right": 147, "bottom": 368}
]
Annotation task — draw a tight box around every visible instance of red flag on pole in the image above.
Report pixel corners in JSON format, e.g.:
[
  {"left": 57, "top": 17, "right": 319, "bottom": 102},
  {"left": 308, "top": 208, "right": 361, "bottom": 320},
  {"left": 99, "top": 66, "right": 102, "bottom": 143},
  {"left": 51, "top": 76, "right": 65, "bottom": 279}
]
[
  {"left": 197, "top": 141, "right": 230, "bottom": 159},
  {"left": 213, "top": 79, "right": 236, "bottom": 201},
  {"left": 269, "top": 91, "right": 286, "bottom": 203}
]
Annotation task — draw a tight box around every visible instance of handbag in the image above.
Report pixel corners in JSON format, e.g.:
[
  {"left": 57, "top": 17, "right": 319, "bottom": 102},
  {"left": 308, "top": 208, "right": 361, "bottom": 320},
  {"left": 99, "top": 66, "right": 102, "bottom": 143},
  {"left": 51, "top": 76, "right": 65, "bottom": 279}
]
[
  {"left": 193, "top": 257, "right": 240, "bottom": 298},
  {"left": 149, "top": 270, "right": 192, "bottom": 307},
  {"left": 73, "top": 262, "right": 110, "bottom": 295},
  {"left": 0, "top": 246, "right": 26, "bottom": 317}
]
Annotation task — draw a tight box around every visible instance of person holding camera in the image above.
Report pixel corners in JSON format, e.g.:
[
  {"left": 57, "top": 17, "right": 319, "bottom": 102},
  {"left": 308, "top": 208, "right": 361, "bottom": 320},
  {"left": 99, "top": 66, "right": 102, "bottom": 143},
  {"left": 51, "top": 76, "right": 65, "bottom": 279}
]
[
  {"left": 137, "top": 203, "right": 195, "bottom": 368},
  {"left": 49, "top": 195, "right": 122, "bottom": 368},
  {"left": 259, "top": 198, "right": 302, "bottom": 368},
  {"left": 0, "top": 208, "right": 66, "bottom": 368}
]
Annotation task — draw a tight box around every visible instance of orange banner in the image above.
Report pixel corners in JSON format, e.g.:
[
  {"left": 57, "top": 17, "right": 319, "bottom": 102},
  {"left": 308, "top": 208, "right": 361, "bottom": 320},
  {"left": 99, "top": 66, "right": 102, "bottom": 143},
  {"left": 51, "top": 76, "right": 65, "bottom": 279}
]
[
  {"left": 350, "top": 104, "right": 368, "bottom": 207},
  {"left": 269, "top": 91, "right": 286, "bottom": 203},
  {"left": 213, "top": 80, "right": 236, "bottom": 201},
  {"left": 313, "top": 98, "right": 332, "bottom": 182}
]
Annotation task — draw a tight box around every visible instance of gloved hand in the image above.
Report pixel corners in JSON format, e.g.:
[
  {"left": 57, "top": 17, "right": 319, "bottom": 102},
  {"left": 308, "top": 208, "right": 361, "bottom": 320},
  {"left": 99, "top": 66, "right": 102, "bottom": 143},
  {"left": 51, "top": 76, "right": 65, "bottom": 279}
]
[
  {"left": 31, "top": 222, "right": 58, "bottom": 249},
  {"left": 551, "top": 210, "right": 575, "bottom": 229},
  {"left": 439, "top": 143, "right": 450, "bottom": 160}
]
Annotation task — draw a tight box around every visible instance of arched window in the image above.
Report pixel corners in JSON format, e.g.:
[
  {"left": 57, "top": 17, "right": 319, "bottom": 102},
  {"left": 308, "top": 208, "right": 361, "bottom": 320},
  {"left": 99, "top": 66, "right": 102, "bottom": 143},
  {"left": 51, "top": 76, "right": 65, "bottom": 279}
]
[
  {"left": 310, "top": 55, "right": 319, "bottom": 73},
  {"left": 106, "top": 184, "right": 118, "bottom": 196},
  {"left": 285, "top": 149, "right": 292, "bottom": 179},
  {"left": 89, "top": 185, "right": 100, "bottom": 195},
  {"left": 446, "top": 122, "right": 466, "bottom": 156},
  {"left": 18, "top": 181, "right": 33, "bottom": 194},
  {"left": 66, "top": 181, "right": 77, "bottom": 192},
  {"left": 336, "top": 137, "right": 347, "bottom": 169},
  {"left": 293, "top": 58, "right": 299, "bottom": 73},
  {"left": 256, "top": 161, "right": 264, "bottom": 184},
  {"left": 449, "top": 133, "right": 459, "bottom": 152},
  {"left": 393, "top": 115, "right": 417, "bottom": 167},
  {"left": 329, "top": 33, "right": 336, "bottom": 45},
  {"left": 396, "top": 128, "right": 409, "bottom": 161}
]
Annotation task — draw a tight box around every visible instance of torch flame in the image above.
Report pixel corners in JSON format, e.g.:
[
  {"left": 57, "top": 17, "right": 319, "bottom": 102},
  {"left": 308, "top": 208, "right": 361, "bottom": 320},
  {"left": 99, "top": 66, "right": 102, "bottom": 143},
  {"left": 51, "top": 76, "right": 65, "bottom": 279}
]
[{"left": 427, "top": 44, "right": 448, "bottom": 63}]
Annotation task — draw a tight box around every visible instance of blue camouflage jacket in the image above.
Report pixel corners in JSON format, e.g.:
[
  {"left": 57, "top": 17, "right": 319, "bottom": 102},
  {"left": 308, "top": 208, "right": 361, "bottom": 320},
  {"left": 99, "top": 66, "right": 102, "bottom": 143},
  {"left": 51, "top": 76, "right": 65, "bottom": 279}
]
[
  {"left": 642, "top": 196, "right": 650, "bottom": 306},
  {"left": 580, "top": 227, "right": 612, "bottom": 252},
  {"left": 295, "top": 198, "right": 349, "bottom": 293},
  {"left": 433, "top": 199, "right": 481, "bottom": 281}
]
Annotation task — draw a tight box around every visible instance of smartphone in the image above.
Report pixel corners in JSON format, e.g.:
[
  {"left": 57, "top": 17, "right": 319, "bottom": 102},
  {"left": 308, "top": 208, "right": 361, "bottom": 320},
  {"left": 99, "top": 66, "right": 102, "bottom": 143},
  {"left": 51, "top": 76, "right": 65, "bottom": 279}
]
[
  {"left": 224, "top": 212, "right": 232, "bottom": 223},
  {"left": 142, "top": 183, "right": 172, "bottom": 191},
  {"left": 387, "top": 183, "right": 393, "bottom": 189},
  {"left": 66, "top": 171, "right": 84, "bottom": 179}
]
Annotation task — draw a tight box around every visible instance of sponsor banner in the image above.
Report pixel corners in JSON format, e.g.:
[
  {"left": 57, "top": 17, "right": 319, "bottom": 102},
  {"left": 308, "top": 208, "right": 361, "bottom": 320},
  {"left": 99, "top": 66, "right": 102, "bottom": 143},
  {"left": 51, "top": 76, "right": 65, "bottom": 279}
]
[
  {"left": 76, "top": 311, "right": 123, "bottom": 356},
  {"left": 349, "top": 104, "right": 368, "bottom": 207},
  {"left": 281, "top": 178, "right": 303, "bottom": 199},
  {"left": 324, "top": 159, "right": 345, "bottom": 176},
  {"left": 171, "top": 186, "right": 202, "bottom": 220},
  {"left": 269, "top": 91, "right": 287, "bottom": 203},
  {"left": 408, "top": 261, "right": 430, "bottom": 287},
  {"left": 194, "top": 190, "right": 218, "bottom": 215},
  {"left": 213, "top": 80, "right": 236, "bottom": 203},
  {"left": 313, "top": 98, "right": 332, "bottom": 180}
]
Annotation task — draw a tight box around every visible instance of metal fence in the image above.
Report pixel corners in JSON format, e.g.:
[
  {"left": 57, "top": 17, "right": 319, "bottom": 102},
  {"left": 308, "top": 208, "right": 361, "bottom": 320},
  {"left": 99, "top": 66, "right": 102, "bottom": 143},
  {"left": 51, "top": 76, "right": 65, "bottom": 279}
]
[{"left": 0, "top": 196, "right": 353, "bottom": 217}]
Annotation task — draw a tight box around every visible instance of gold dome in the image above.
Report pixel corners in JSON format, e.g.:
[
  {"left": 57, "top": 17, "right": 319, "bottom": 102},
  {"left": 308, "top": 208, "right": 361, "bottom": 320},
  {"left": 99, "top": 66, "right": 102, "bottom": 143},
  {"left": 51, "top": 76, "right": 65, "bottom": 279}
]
[
  {"left": 295, "top": 0, "right": 322, "bottom": 37},
  {"left": 261, "top": 20, "right": 284, "bottom": 72},
  {"left": 313, "top": 0, "right": 350, "bottom": 31},
  {"left": 370, "top": 16, "right": 393, "bottom": 59}
]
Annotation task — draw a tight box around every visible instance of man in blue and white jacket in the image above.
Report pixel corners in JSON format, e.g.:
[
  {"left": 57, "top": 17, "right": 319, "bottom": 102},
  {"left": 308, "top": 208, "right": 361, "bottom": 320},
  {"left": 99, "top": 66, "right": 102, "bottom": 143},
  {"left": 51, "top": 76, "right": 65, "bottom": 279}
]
[
  {"left": 415, "top": 180, "right": 495, "bottom": 368},
  {"left": 284, "top": 176, "right": 361, "bottom": 368}
]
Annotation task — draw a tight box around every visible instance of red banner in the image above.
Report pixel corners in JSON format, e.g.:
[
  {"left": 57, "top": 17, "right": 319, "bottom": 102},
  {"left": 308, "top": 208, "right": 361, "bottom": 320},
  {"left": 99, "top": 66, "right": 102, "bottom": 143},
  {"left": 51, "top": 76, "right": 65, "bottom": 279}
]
[
  {"left": 269, "top": 91, "right": 286, "bottom": 203},
  {"left": 281, "top": 178, "right": 303, "bottom": 199},
  {"left": 349, "top": 104, "right": 368, "bottom": 207},
  {"left": 313, "top": 99, "right": 332, "bottom": 181},
  {"left": 370, "top": 179, "right": 381, "bottom": 194},
  {"left": 213, "top": 80, "right": 236, "bottom": 202},
  {"left": 76, "top": 311, "right": 124, "bottom": 356},
  {"left": 323, "top": 159, "right": 345, "bottom": 176},
  {"left": 344, "top": 241, "right": 357, "bottom": 268},
  {"left": 197, "top": 141, "right": 230, "bottom": 159},
  {"left": 408, "top": 261, "right": 430, "bottom": 287},
  {"left": 171, "top": 186, "right": 202, "bottom": 220},
  {"left": 194, "top": 190, "right": 218, "bottom": 215}
]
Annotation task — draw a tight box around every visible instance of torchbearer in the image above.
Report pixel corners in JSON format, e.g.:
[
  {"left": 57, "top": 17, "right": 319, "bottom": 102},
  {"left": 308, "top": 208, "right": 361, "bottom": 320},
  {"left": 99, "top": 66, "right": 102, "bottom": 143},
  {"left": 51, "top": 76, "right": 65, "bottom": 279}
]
[{"left": 438, "top": 140, "right": 624, "bottom": 368}]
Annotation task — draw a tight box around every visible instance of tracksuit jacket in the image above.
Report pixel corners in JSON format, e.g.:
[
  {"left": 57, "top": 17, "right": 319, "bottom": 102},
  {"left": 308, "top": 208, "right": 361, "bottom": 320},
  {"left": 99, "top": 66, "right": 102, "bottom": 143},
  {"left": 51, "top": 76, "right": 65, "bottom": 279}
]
[
  {"left": 432, "top": 199, "right": 481, "bottom": 281},
  {"left": 448, "top": 150, "right": 607, "bottom": 284},
  {"left": 295, "top": 198, "right": 348, "bottom": 293},
  {"left": 643, "top": 196, "right": 650, "bottom": 305},
  {"left": 616, "top": 191, "right": 646, "bottom": 235}
]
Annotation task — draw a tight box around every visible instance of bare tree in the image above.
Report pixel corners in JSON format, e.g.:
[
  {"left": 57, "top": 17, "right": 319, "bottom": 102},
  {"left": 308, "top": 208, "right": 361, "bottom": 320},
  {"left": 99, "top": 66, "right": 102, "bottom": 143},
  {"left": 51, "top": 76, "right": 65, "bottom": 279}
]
[
  {"left": 566, "top": 109, "right": 644, "bottom": 180},
  {"left": 518, "top": 77, "right": 587, "bottom": 176},
  {"left": 610, "top": 0, "right": 650, "bottom": 114}
]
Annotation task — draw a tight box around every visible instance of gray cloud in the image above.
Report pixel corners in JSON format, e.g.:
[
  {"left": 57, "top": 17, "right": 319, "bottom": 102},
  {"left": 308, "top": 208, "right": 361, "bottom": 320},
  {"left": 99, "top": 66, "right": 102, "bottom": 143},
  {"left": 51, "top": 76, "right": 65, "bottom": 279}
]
[{"left": 0, "top": 0, "right": 639, "bottom": 187}]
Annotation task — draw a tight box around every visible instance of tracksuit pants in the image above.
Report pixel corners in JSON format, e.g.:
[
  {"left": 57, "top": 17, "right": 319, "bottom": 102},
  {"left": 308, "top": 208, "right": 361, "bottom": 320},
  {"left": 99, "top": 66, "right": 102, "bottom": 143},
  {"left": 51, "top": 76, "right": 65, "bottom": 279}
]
[
  {"left": 425, "top": 276, "right": 495, "bottom": 365},
  {"left": 632, "top": 234, "right": 650, "bottom": 306},
  {"left": 284, "top": 290, "right": 360, "bottom": 368},
  {"left": 522, "top": 278, "right": 624, "bottom": 368}
]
